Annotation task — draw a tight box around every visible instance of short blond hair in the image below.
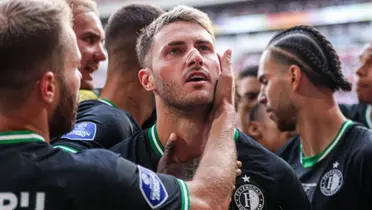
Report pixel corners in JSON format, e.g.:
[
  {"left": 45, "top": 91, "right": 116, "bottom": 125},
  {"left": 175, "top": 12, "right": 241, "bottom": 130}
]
[
  {"left": 67, "top": 0, "right": 99, "bottom": 17},
  {"left": 136, "top": 5, "right": 214, "bottom": 68}
]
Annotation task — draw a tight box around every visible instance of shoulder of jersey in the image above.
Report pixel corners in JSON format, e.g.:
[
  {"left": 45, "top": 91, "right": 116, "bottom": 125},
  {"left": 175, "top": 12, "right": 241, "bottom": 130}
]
[
  {"left": 50, "top": 148, "right": 119, "bottom": 176},
  {"left": 78, "top": 100, "right": 135, "bottom": 122},
  {"left": 349, "top": 125, "right": 372, "bottom": 149},
  {"left": 236, "top": 130, "right": 277, "bottom": 156},
  {"left": 275, "top": 135, "right": 300, "bottom": 158},
  {"left": 339, "top": 103, "right": 367, "bottom": 117},
  {"left": 236, "top": 129, "right": 297, "bottom": 175},
  {"left": 77, "top": 100, "right": 115, "bottom": 113},
  {"left": 76, "top": 100, "right": 133, "bottom": 126}
]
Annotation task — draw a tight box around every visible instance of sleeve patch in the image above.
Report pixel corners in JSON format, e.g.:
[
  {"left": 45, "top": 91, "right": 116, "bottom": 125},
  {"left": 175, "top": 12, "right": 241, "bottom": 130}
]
[
  {"left": 138, "top": 165, "right": 169, "bottom": 209},
  {"left": 61, "top": 122, "right": 97, "bottom": 141}
]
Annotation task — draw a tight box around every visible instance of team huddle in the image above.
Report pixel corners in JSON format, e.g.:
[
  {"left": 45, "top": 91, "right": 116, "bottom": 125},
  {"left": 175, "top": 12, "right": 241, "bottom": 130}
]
[{"left": 0, "top": 0, "right": 372, "bottom": 210}]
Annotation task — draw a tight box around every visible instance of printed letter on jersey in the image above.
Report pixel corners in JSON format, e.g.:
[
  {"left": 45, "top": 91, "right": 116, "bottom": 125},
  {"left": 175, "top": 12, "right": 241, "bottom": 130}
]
[
  {"left": 138, "top": 165, "right": 169, "bottom": 209},
  {"left": 61, "top": 122, "right": 97, "bottom": 141},
  {"left": 234, "top": 175, "right": 264, "bottom": 210}
]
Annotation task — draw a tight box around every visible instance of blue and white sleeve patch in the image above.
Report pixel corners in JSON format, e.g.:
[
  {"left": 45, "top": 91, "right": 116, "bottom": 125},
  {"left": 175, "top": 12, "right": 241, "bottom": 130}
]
[
  {"left": 61, "top": 122, "right": 97, "bottom": 141},
  {"left": 138, "top": 165, "right": 169, "bottom": 209}
]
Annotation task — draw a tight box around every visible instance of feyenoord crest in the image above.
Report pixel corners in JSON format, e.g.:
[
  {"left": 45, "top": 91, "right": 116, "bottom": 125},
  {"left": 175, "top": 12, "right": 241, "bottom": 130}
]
[
  {"left": 234, "top": 175, "right": 264, "bottom": 210},
  {"left": 320, "top": 162, "right": 343, "bottom": 196}
]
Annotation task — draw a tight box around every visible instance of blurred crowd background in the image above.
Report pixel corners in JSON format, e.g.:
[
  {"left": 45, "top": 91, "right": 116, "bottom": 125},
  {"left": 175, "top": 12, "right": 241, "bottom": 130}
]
[{"left": 93, "top": 0, "right": 372, "bottom": 104}]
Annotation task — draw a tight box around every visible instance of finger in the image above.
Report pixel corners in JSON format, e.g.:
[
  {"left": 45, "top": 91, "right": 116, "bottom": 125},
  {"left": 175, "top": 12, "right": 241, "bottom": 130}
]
[
  {"left": 217, "top": 53, "right": 222, "bottom": 75},
  {"left": 237, "top": 160, "right": 242, "bottom": 168},
  {"left": 232, "top": 185, "right": 236, "bottom": 191},
  {"left": 236, "top": 169, "right": 242, "bottom": 177},
  {"left": 221, "top": 49, "right": 232, "bottom": 75}
]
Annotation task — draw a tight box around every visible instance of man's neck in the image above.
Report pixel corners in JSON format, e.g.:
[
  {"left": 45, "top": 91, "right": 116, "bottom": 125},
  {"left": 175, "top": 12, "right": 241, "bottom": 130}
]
[
  {"left": 0, "top": 110, "right": 50, "bottom": 143},
  {"left": 156, "top": 101, "right": 211, "bottom": 162},
  {"left": 100, "top": 75, "right": 153, "bottom": 127},
  {"left": 297, "top": 97, "right": 346, "bottom": 157}
]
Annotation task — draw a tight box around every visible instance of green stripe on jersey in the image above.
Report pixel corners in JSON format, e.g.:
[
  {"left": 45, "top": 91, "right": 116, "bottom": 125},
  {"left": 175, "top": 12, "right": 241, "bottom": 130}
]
[
  {"left": 148, "top": 125, "right": 240, "bottom": 157},
  {"left": 234, "top": 128, "right": 239, "bottom": 141},
  {"left": 300, "top": 120, "right": 353, "bottom": 168},
  {"left": 177, "top": 179, "right": 190, "bottom": 210},
  {"left": 365, "top": 105, "right": 372, "bottom": 129},
  {"left": 53, "top": 145, "right": 78, "bottom": 153},
  {"left": 148, "top": 125, "right": 164, "bottom": 157},
  {"left": 98, "top": 98, "right": 117, "bottom": 108},
  {"left": 0, "top": 130, "right": 45, "bottom": 144}
]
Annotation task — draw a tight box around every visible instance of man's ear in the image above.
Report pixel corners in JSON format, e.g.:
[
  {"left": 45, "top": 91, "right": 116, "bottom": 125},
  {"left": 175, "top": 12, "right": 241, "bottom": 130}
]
[
  {"left": 246, "top": 121, "right": 262, "bottom": 141},
  {"left": 288, "top": 64, "right": 302, "bottom": 91},
  {"left": 139, "top": 68, "right": 156, "bottom": 91},
  {"left": 40, "top": 71, "right": 57, "bottom": 104}
]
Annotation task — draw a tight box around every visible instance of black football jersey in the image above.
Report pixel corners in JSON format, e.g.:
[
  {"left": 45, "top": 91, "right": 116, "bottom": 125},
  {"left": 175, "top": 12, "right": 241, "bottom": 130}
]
[
  {"left": 52, "top": 99, "right": 141, "bottom": 152},
  {"left": 0, "top": 130, "right": 190, "bottom": 210},
  {"left": 339, "top": 103, "right": 371, "bottom": 128},
  {"left": 110, "top": 125, "right": 310, "bottom": 210},
  {"left": 277, "top": 120, "right": 372, "bottom": 210}
]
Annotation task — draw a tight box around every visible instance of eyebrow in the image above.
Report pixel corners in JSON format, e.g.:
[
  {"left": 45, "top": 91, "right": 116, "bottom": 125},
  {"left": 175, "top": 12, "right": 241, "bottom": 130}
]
[
  {"left": 166, "top": 39, "right": 213, "bottom": 46},
  {"left": 83, "top": 30, "right": 103, "bottom": 39},
  {"left": 166, "top": 41, "right": 185, "bottom": 46},
  {"left": 195, "top": 40, "right": 213, "bottom": 45}
]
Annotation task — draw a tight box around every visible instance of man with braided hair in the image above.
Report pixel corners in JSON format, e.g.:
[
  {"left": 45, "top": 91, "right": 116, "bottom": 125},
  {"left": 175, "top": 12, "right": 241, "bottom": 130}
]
[{"left": 259, "top": 25, "right": 372, "bottom": 210}]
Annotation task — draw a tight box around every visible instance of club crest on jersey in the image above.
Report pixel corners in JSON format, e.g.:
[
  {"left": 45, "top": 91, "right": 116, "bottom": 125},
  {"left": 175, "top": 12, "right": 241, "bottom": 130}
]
[
  {"left": 61, "top": 122, "right": 97, "bottom": 141},
  {"left": 320, "top": 162, "right": 343, "bottom": 196},
  {"left": 234, "top": 175, "right": 264, "bottom": 210},
  {"left": 138, "top": 165, "right": 168, "bottom": 209}
]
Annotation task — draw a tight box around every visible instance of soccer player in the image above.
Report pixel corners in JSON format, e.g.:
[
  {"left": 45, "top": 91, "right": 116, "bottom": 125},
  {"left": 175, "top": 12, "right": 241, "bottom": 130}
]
[
  {"left": 111, "top": 5, "right": 310, "bottom": 210},
  {"left": 236, "top": 65, "right": 261, "bottom": 134},
  {"left": 260, "top": 25, "right": 372, "bottom": 209},
  {"left": 246, "top": 103, "right": 295, "bottom": 152},
  {"left": 68, "top": 0, "right": 106, "bottom": 103},
  {"left": 52, "top": 4, "right": 164, "bottom": 151},
  {"left": 0, "top": 0, "right": 240, "bottom": 209},
  {"left": 339, "top": 42, "right": 372, "bottom": 128}
]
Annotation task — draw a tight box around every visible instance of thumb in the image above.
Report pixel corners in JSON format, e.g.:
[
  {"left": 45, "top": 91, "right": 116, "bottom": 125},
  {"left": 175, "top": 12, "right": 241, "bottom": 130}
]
[
  {"left": 165, "top": 133, "right": 177, "bottom": 151},
  {"left": 163, "top": 133, "right": 178, "bottom": 162},
  {"left": 157, "top": 133, "right": 178, "bottom": 173}
]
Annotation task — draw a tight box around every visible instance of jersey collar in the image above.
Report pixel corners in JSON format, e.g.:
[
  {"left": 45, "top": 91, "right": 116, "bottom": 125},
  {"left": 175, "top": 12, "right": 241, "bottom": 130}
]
[
  {"left": 98, "top": 98, "right": 117, "bottom": 108},
  {"left": 300, "top": 120, "right": 353, "bottom": 168},
  {"left": 0, "top": 130, "right": 45, "bottom": 145},
  {"left": 148, "top": 124, "right": 240, "bottom": 157}
]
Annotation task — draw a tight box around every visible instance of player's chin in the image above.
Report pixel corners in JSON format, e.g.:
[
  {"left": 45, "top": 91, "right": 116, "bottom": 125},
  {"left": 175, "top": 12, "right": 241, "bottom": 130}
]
[{"left": 189, "top": 91, "right": 214, "bottom": 103}]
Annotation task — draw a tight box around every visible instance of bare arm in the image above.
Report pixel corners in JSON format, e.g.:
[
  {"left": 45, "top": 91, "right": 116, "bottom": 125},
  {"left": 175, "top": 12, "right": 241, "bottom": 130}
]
[{"left": 188, "top": 49, "right": 237, "bottom": 210}]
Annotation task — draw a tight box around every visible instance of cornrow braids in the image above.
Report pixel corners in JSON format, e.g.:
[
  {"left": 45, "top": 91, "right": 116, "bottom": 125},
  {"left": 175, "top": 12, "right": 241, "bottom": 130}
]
[{"left": 267, "top": 25, "right": 352, "bottom": 92}]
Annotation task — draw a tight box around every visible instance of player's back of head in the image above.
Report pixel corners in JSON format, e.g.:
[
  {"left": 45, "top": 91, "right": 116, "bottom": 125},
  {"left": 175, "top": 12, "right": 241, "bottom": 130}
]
[
  {"left": 136, "top": 5, "right": 214, "bottom": 68},
  {"left": 105, "top": 4, "right": 164, "bottom": 73},
  {"left": 0, "top": 0, "right": 72, "bottom": 111},
  {"left": 266, "top": 25, "right": 351, "bottom": 92}
]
